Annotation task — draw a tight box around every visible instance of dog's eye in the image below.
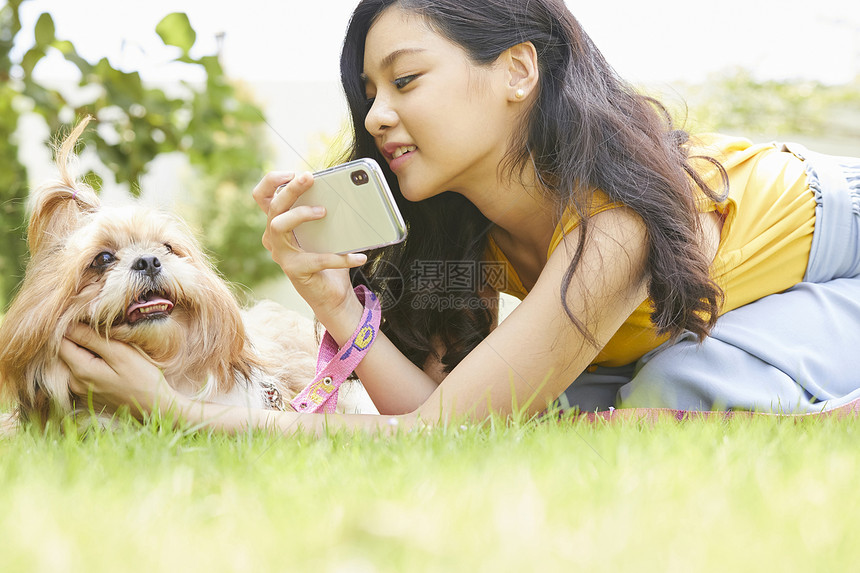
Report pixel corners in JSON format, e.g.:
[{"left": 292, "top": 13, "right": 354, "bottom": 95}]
[
  {"left": 164, "top": 243, "right": 174, "bottom": 254},
  {"left": 91, "top": 251, "right": 116, "bottom": 268}
]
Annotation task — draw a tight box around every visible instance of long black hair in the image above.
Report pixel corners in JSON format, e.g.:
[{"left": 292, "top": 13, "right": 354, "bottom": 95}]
[{"left": 338, "top": 0, "right": 726, "bottom": 372}]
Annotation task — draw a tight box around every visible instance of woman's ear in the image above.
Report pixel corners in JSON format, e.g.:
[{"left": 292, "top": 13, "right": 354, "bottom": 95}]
[{"left": 502, "top": 41, "right": 539, "bottom": 102}]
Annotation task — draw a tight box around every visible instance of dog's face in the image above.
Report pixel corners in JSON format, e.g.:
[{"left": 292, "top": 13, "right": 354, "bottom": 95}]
[
  {"left": 0, "top": 172, "right": 254, "bottom": 417},
  {"left": 64, "top": 205, "right": 225, "bottom": 362}
]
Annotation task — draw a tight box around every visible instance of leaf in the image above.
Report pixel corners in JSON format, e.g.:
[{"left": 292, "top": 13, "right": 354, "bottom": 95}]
[
  {"left": 155, "top": 13, "right": 196, "bottom": 54},
  {"left": 34, "top": 13, "right": 55, "bottom": 47},
  {"left": 51, "top": 39, "right": 74, "bottom": 55},
  {"left": 21, "top": 46, "right": 45, "bottom": 76},
  {"left": 82, "top": 170, "right": 103, "bottom": 192}
]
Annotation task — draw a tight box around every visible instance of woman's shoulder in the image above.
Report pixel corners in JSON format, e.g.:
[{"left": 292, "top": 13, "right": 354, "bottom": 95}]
[
  {"left": 686, "top": 133, "right": 782, "bottom": 171},
  {"left": 687, "top": 132, "right": 755, "bottom": 154}
]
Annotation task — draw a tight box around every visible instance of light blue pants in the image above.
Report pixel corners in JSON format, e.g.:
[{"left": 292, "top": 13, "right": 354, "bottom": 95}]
[{"left": 560, "top": 144, "right": 860, "bottom": 413}]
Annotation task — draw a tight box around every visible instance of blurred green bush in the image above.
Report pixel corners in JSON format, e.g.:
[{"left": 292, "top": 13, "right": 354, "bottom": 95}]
[
  {"left": 663, "top": 68, "right": 860, "bottom": 156},
  {"left": 0, "top": 3, "right": 281, "bottom": 309}
]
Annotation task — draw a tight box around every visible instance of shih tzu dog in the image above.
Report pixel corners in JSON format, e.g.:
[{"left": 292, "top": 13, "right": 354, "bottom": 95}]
[{"left": 0, "top": 119, "right": 373, "bottom": 430}]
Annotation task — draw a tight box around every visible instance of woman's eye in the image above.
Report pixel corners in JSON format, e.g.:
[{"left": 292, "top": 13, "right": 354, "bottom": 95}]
[
  {"left": 91, "top": 251, "right": 116, "bottom": 268},
  {"left": 393, "top": 74, "right": 417, "bottom": 89},
  {"left": 365, "top": 96, "right": 376, "bottom": 110}
]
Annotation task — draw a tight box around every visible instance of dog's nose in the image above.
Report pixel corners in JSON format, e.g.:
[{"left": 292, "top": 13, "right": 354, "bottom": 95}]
[{"left": 132, "top": 255, "right": 162, "bottom": 277}]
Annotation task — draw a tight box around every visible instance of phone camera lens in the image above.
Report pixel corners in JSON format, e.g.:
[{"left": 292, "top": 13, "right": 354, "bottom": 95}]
[{"left": 350, "top": 170, "right": 369, "bottom": 186}]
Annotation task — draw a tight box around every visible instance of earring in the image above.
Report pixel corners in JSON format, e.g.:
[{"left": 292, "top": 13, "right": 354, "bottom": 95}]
[{"left": 515, "top": 88, "right": 525, "bottom": 99}]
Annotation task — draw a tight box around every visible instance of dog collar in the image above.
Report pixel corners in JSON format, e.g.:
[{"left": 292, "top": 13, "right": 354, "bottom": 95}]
[{"left": 261, "top": 379, "right": 287, "bottom": 411}]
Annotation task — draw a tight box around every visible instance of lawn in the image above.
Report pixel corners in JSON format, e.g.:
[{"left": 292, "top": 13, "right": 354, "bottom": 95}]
[{"left": 1, "top": 411, "right": 858, "bottom": 572}]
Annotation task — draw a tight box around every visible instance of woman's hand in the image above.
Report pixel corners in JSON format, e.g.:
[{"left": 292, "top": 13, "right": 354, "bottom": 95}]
[
  {"left": 59, "top": 323, "right": 182, "bottom": 418},
  {"left": 252, "top": 171, "right": 367, "bottom": 337}
]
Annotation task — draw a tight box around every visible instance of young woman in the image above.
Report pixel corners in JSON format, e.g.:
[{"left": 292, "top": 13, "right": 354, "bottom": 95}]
[{"left": 61, "top": 0, "right": 860, "bottom": 434}]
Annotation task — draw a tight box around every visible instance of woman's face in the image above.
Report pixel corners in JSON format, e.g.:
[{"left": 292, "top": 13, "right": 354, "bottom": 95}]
[{"left": 362, "top": 7, "right": 515, "bottom": 202}]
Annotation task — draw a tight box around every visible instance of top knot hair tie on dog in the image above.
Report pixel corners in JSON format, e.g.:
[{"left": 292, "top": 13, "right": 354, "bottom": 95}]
[{"left": 290, "top": 285, "right": 381, "bottom": 414}]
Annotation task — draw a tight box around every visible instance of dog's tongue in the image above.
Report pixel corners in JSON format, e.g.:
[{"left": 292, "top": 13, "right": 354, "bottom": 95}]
[{"left": 127, "top": 295, "right": 175, "bottom": 323}]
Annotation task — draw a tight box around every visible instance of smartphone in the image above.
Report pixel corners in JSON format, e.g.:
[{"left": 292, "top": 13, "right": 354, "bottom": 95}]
[{"left": 286, "top": 158, "right": 407, "bottom": 254}]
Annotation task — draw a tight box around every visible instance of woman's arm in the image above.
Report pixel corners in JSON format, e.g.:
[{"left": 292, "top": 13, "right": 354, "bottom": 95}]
[
  {"left": 62, "top": 198, "right": 647, "bottom": 434},
  {"left": 290, "top": 204, "right": 647, "bottom": 422},
  {"left": 308, "top": 272, "right": 509, "bottom": 414},
  {"left": 59, "top": 326, "right": 412, "bottom": 437},
  {"left": 413, "top": 206, "right": 649, "bottom": 421},
  {"left": 253, "top": 171, "right": 440, "bottom": 413}
]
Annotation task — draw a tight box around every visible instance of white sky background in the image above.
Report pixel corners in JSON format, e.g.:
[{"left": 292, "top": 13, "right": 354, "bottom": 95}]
[
  {"left": 9, "top": 0, "right": 860, "bottom": 178},
  {"left": 11, "top": 0, "right": 859, "bottom": 170},
  {"left": 10, "top": 0, "right": 859, "bottom": 175},
  {"left": 10, "top": 0, "right": 860, "bottom": 147},
  {"left": 11, "top": 0, "right": 860, "bottom": 84},
  {"left": 7, "top": 0, "right": 859, "bottom": 311}
]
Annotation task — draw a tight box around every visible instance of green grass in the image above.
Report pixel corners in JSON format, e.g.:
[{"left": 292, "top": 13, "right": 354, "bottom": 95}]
[{"left": 1, "top": 412, "right": 859, "bottom": 572}]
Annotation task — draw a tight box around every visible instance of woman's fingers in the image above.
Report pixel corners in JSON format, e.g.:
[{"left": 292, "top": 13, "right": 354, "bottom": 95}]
[
  {"left": 58, "top": 327, "right": 125, "bottom": 399},
  {"left": 59, "top": 323, "right": 176, "bottom": 415},
  {"left": 303, "top": 252, "right": 368, "bottom": 274},
  {"left": 63, "top": 323, "right": 113, "bottom": 360},
  {"left": 262, "top": 204, "right": 326, "bottom": 253},
  {"left": 268, "top": 171, "right": 315, "bottom": 221},
  {"left": 268, "top": 205, "right": 325, "bottom": 236},
  {"left": 260, "top": 172, "right": 318, "bottom": 252},
  {"left": 252, "top": 171, "right": 295, "bottom": 214},
  {"left": 274, "top": 250, "right": 368, "bottom": 278},
  {"left": 58, "top": 338, "right": 103, "bottom": 396},
  {"left": 62, "top": 322, "right": 143, "bottom": 370},
  {"left": 255, "top": 169, "right": 366, "bottom": 300}
]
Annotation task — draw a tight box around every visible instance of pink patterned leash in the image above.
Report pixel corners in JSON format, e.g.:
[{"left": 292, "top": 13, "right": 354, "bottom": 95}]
[{"left": 290, "top": 285, "right": 381, "bottom": 414}]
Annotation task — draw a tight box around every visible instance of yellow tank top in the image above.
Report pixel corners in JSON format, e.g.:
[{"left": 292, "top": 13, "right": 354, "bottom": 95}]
[{"left": 485, "top": 134, "right": 816, "bottom": 367}]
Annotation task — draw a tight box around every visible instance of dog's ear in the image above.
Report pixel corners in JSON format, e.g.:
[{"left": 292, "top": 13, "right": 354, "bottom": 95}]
[
  {"left": 27, "top": 118, "right": 101, "bottom": 255},
  {"left": 198, "top": 267, "right": 261, "bottom": 390}
]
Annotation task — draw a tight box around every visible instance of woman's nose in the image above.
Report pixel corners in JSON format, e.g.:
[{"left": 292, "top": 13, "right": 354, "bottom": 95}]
[{"left": 364, "top": 95, "right": 399, "bottom": 137}]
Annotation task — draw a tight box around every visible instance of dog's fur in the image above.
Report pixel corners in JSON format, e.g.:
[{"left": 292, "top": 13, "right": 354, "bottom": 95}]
[{"left": 0, "top": 119, "right": 372, "bottom": 430}]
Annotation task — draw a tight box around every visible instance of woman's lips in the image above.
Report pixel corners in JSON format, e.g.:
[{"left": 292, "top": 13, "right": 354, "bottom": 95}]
[
  {"left": 389, "top": 147, "right": 416, "bottom": 172},
  {"left": 383, "top": 143, "right": 418, "bottom": 172}
]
